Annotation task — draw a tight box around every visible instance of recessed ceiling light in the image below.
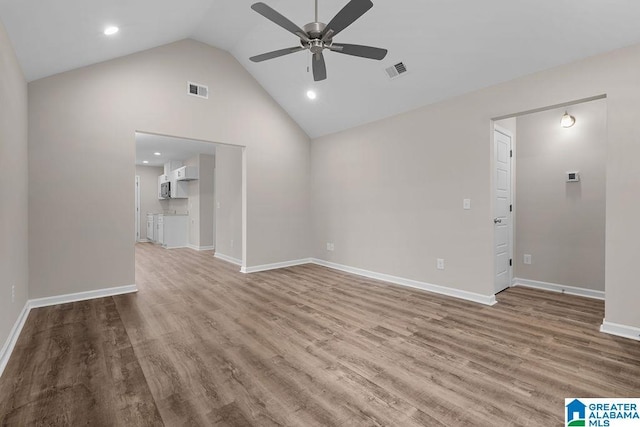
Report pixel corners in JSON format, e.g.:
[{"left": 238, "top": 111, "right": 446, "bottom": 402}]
[
  {"left": 154, "top": 152, "right": 161, "bottom": 156},
  {"left": 104, "top": 26, "right": 119, "bottom": 36},
  {"left": 142, "top": 160, "right": 149, "bottom": 164},
  {"left": 306, "top": 90, "right": 317, "bottom": 100}
]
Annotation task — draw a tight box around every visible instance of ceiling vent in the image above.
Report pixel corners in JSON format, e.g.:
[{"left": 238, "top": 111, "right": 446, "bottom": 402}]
[
  {"left": 385, "top": 62, "right": 408, "bottom": 80},
  {"left": 187, "top": 81, "right": 208, "bottom": 99}
]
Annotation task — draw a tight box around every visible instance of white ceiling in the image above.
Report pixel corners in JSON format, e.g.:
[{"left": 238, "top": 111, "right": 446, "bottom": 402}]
[
  {"left": 3, "top": 1, "right": 640, "bottom": 138},
  {"left": 136, "top": 132, "right": 216, "bottom": 167}
]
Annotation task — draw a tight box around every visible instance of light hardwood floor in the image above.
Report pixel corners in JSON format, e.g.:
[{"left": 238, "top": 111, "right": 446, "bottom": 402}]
[{"left": 1, "top": 243, "right": 639, "bottom": 426}]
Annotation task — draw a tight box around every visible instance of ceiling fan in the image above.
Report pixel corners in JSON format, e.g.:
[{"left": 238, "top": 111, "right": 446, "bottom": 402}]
[{"left": 249, "top": 0, "right": 388, "bottom": 81}]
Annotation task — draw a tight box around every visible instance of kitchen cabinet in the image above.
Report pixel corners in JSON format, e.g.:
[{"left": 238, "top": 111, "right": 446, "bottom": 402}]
[
  {"left": 155, "top": 214, "right": 188, "bottom": 249},
  {"left": 176, "top": 166, "right": 198, "bottom": 181},
  {"left": 170, "top": 170, "right": 189, "bottom": 199},
  {"left": 146, "top": 214, "right": 154, "bottom": 242},
  {"left": 164, "top": 161, "right": 183, "bottom": 176},
  {"left": 156, "top": 214, "right": 164, "bottom": 244}
]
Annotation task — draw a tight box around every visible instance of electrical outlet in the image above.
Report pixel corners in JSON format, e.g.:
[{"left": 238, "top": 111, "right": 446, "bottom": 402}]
[
  {"left": 230, "top": 239, "right": 234, "bottom": 248},
  {"left": 11, "top": 284, "right": 15, "bottom": 303},
  {"left": 326, "top": 243, "right": 335, "bottom": 251},
  {"left": 216, "top": 202, "right": 221, "bottom": 209},
  {"left": 463, "top": 199, "right": 471, "bottom": 210},
  {"left": 524, "top": 254, "right": 532, "bottom": 265},
  {"left": 437, "top": 258, "right": 445, "bottom": 270}
]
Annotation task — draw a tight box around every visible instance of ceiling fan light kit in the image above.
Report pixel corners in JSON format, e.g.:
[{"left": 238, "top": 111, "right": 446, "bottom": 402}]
[{"left": 250, "top": 0, "right": 388, "bottom": 81}]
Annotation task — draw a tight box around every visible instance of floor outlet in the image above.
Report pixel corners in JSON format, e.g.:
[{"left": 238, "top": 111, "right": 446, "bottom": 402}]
[{"left": 437, "top": 258, "right": 445, "bottom": 270}]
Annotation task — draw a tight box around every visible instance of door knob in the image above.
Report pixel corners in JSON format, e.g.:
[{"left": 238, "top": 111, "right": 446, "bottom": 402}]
[{"left": 494, "top": 218, "right": 502, "bottom": 224}]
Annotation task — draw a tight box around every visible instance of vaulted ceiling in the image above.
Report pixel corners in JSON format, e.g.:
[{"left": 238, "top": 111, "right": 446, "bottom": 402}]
[{"left": 3, "top": 0, "right": 640, "bottom": 137}]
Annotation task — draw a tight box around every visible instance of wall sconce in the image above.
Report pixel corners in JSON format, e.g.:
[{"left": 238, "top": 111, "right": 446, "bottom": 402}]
[{"left": 561, "top": 111, "right": 576, "bottom": 128}]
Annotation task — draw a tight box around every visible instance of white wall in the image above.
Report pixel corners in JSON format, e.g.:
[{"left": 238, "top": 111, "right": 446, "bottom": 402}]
[
  {"left": 515, "top": 100, "right": 606, "bottom": 291},
  {"left": 215, "top": 145, "right": 243, "bottom": 262},
  {"left": 312, "top": 44, "right": 640, "bottom": 331},
  {"left": 28, "top": 39, "right": 311, "bottom": 298},
  {"left": 135, "top": 165, "right": 164, "bottom": 241},
  {"left": 0, "top": 21, "right": 28, "bottom": 356}
]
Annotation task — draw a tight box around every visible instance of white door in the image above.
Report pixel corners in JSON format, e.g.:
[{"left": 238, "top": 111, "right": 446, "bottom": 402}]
[{"left": 494, "top": 128, "right": 512, "bottom": 293}]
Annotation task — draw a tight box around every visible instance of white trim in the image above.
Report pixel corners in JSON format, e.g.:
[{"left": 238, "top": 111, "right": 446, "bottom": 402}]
[
  {"left": 214, "top": 252, "right": 242, "bottom": 266},
  {"left": 239, "top": 257, "right": 497, "bottom": 306},
  {"left": 512, "top": 278, "right": 604, "bottom": 300},
  {"left": 1, "top": 284, "right": 138, "bottom": 378},
  {"left": 0, "top": 301, "right": 30, "bottom": 378},
  {"left": 312, "top": 259, "right": 497, "bottom": 306},
  {"left": 187, "top": 244, "right": 215, "bottom": 251},
  {"left": 29, "top": 285, "right": 138, "bottom": 309},
  {"left": 241, "top": 258, "right": 313, "bottom": 274},
  {"left": 162, "top": 245, "right": 188, "bottom": 250},
  {"left": 600, "top": 320, "right": 640, "bottom": 341},
  {"left": 136, "top": 239, "right": 150, "bottom": 243}
]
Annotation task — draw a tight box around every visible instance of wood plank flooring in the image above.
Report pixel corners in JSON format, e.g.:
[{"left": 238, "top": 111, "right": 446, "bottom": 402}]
[{"left": 1, "top": 242, "right": 639, "bottom": 426}]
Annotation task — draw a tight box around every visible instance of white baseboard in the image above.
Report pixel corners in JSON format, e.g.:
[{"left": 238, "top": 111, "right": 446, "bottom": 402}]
[
  {"left": 163, "top": 245, "right": 188, "bottom": 250},
  {"left": 512, "top": 277, "right": 605, "bottom": 300},
  {"left": 187, "top": 244, "right": 215, "bottom": 251},
  {"left": 29, "top": 284, "right": 138, "bottom": 309},
  {"left": 1, "top": 284, "right": 137, "bottom": 378},
  {"left": 311, "top": 258, "right": 497, "bottom": 306},
  {"left": 600, "top": 320, "right": 640, "bottom": 341},
  {"left": 241, "top": 258, "right": 313, "bottom": 274},
  {"left": 214, "top": 252, "right": 242, "bottom": 266},
  {"left": 0, "top": 300, "right": 30, "bottom": 378},
  {"left": 136, "top": 239, "right": 150, "bottom": 243}
]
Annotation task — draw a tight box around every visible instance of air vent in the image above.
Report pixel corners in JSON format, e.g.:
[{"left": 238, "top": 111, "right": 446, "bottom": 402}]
[
  {"left": 187, "top": 81, "right": 208, "bottom": 99},
  {"left": 385, "top": 62, "right": 408, "bottom": 80}
]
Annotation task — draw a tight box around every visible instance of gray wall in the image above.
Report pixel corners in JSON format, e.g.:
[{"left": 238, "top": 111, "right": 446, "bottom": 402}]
[
  {"left": 198, "top": 154, "right": 215, "bottom": 248},
  {"left": 215, "top": 145, "right": 243, "bottom": 262},
  {"left": 186, "top": 154, "right": 215, "bottom": 249},
  {"left": 312, "top": 44, "right": 640, "bottom": 330},
  {"left": 515, "top": 100, "right": 606, "bottom": 291},
  {"left": 135, "top": 165, "right": 164, "bottom": 241},
  {"left": 28, "top": 39, "right": 311, "bottom": 298},
  {"left": 0, "top": 21, "right": 28, "bottom": 352}
]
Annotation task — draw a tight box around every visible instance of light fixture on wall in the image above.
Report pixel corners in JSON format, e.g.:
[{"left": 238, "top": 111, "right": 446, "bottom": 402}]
[{"left": 561, "top": 111, "right": 576, "bottom": 128}]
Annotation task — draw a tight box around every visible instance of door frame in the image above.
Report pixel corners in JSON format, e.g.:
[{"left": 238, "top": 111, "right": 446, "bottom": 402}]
[
  {"left": 135, "top": 175, "right": 141, "bottom": 242},
  {"left": 492, "top": 123, "right": 514, "bottom": 294}
]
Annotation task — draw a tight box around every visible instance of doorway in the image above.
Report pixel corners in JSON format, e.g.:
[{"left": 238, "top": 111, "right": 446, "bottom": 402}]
[
  {"left": 134, "top": 131, "right": 245, "bottom": 271},
  {"left": 492, "top": 97, "right": 607, "bottom": 299}
]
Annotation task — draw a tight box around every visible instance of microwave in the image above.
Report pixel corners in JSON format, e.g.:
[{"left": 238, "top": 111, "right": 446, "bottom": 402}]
[{"left": 160, "top": 181, "right": 171, "bottom": 198}]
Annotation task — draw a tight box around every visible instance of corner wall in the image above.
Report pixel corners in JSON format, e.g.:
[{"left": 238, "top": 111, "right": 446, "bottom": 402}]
[
  {"left": 0, "top": 20, "right": 29, "bottom": 365},
  {"left": 28, "top": 39, "right": 311, "bottom": 298},
  {"left": 311, "top": 44, "right": 640, "bottom": 332}
]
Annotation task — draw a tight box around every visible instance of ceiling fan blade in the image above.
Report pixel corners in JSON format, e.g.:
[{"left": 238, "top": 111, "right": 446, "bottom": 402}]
[
  {"left": 251, "top": 3, "right": 309, "bottom": 40},
  {"left": 322, "top": 0, "right": 373, "bottom": 40},
  {"left": 250, "top": 46, "right": 305, "bottom": 62},
  {"left": 313, "top": 52, "right": 327, "bottom": 81},
  {"left": 329, "top": 43, "right": 387, "bottom": 60}
]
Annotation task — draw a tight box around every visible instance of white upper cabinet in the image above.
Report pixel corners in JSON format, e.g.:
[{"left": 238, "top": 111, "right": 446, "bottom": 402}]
[{"left": 175, "top": 166, "right": 198, "bottom": 181}]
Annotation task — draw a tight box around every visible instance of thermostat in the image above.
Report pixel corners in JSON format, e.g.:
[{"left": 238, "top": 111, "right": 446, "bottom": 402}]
[{"left": 566, "top": 171, "right": 580, "bottom": 182}]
